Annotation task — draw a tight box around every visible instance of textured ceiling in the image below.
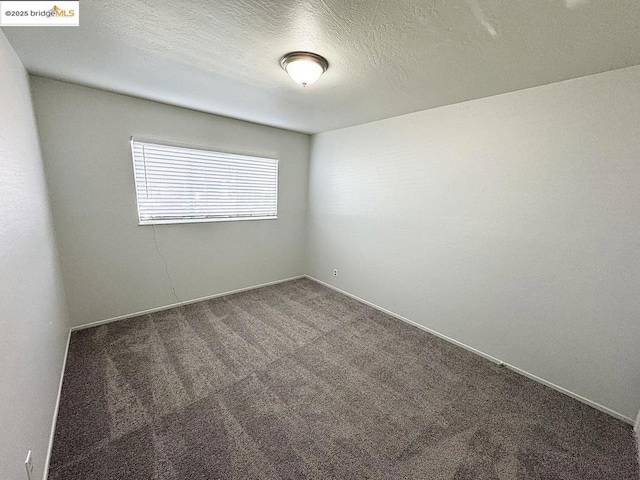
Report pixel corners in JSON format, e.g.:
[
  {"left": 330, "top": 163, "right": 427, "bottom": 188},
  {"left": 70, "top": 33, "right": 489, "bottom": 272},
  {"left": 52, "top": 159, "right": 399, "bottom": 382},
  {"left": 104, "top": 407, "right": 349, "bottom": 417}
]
[{"left": 3, "top": 0, "right": 640, "bottom": 133}]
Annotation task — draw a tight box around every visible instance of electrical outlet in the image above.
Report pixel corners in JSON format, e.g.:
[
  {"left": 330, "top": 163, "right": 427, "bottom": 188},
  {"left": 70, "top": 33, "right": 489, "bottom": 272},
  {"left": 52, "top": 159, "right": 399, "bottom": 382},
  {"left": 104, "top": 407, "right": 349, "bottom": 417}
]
[
  {"left": 333, "top": 269, "right": 338, "bottom": 277},
  {"left": 24, "top": 450, "right": 33, "bottom": 480}
]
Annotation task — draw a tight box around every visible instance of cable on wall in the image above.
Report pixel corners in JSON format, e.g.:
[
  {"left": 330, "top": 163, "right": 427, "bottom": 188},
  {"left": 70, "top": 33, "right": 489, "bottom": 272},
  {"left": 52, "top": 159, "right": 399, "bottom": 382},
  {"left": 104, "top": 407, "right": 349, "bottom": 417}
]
[{"left": 152, "top": 224, "right": 181, "bottom": 303}]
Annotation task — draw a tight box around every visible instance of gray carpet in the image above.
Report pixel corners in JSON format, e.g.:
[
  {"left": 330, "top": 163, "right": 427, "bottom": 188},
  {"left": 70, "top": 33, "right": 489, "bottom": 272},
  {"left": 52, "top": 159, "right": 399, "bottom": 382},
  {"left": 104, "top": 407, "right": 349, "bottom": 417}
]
[{"left": 48, "top": 278, "right": 638, "bottom": 479}]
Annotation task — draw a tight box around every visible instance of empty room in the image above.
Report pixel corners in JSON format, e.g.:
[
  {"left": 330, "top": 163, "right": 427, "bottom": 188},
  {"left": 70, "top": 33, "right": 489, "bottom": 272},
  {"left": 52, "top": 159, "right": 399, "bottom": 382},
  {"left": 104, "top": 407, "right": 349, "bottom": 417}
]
[{"left": 1, "top": 1, "right": 639, "bottom": 479}]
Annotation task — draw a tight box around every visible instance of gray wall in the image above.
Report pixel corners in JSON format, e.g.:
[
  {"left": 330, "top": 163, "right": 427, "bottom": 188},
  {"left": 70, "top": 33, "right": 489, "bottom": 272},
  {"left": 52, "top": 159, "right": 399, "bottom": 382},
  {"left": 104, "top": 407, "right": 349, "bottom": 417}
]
[
  {"left": 307, "top": 65, "right": 640, "bottom": 421},
  {"left": 31, "top": 77, "right": 310, "bottom": 327},
  {"left": 0, "top": 33, "right": 70, "bottom": 480}
]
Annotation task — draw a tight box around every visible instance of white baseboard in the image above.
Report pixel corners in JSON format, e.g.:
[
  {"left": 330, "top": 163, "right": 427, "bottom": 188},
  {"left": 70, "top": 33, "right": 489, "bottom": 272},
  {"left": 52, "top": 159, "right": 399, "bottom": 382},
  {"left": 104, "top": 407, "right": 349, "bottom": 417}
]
[
  {"left": 71, "top": 275, "right": 305, "bottom": 331},
  {"left": 305, "top": 275, "right": 634, "bottom": 426},
  {"left": 43, "top": 327, "right": 71, "bottom": 480}
]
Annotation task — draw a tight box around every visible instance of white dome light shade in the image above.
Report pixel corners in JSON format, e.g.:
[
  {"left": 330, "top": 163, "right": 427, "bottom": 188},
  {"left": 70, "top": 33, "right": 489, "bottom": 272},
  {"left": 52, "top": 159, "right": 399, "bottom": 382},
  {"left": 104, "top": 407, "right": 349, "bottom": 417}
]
[
  {"left": 285, "top": 58, "right": 324, "bottom": 86},
  {"left": 280, "top": 52, "right": 329, "bottom": 87}
]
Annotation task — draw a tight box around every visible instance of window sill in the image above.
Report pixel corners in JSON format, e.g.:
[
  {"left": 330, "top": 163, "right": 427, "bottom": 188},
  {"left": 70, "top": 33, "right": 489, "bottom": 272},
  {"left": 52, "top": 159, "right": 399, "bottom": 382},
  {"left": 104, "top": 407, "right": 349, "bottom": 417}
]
[{"left": 139, "top": 216, "right": 278, "bottom": 226}]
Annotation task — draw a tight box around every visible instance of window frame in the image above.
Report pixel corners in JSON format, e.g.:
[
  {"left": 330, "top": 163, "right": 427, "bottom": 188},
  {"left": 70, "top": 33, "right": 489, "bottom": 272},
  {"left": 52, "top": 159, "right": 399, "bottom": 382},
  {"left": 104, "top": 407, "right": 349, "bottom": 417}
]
[{"left": 130, "top": 138, "right": 279, "bottom": 226}]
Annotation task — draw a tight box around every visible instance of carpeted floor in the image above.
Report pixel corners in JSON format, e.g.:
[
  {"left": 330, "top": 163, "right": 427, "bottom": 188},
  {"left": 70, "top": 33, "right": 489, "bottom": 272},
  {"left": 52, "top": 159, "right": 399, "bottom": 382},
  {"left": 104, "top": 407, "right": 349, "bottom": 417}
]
[{"left": 48, "top": 278, "right": 638, "bottom": 479}]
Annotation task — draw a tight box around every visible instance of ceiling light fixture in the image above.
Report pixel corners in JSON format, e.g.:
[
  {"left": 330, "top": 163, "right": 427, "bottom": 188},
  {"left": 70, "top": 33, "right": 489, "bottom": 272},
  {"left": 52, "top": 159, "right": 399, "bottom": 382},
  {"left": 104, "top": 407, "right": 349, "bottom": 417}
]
[{"left": 280, "top": 51, "right": 329, "bottom": 87}]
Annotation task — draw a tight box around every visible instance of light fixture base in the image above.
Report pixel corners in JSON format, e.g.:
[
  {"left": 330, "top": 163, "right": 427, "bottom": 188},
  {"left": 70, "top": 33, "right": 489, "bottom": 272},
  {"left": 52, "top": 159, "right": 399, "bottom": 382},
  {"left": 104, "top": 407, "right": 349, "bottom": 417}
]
[{"left": 280, "top": 51, "right": 329, "bottom": 72}]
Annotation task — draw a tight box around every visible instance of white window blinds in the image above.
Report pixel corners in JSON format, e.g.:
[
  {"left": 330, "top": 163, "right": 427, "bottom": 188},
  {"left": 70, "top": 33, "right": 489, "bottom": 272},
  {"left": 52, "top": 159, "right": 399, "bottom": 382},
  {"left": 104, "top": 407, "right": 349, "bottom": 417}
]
[{"left": 131, "top": 140, "right": 278, "bottom": 225}]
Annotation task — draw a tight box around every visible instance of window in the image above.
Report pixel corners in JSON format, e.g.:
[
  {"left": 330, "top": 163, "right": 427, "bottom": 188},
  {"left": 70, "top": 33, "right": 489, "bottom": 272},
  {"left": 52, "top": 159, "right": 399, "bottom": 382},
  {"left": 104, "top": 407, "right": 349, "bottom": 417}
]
[{"left": 131, "top": 139, "right": 278, "bottom": 225}]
